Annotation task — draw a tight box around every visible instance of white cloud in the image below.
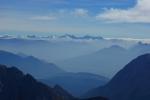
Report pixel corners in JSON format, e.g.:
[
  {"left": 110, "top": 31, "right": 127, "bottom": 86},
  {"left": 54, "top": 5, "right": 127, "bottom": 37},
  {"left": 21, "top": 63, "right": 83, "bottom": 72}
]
[
  {"left": 96, "top": 0, "right": 150, "bottom": 23},
  {"left": 72, "top": 8, "right": 89, "bottom": 17},
  {"left": 30, "top": 16, "right": 57, "bottom": 21},
  {"left": 106, "top": 37, "right": 150, "bottom": 43},
  {"left": 29, "top": 8, "right": 89, "bottom": 21}
]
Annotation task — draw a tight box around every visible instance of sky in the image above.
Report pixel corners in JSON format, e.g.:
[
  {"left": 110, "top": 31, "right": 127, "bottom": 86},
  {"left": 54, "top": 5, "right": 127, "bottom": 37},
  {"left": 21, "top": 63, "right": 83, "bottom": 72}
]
[{"left": 0, "top": 0, "right": 150, "bottom": 38}]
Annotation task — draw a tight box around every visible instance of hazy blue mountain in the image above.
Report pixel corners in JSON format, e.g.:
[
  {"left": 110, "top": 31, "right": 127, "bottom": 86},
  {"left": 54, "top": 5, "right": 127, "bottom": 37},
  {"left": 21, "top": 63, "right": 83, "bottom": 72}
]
[
  {"left": 0, "top": 38, "right": 100, "bottom": 62},
  {"left": 84, "top": 54, "right": 150, "bottom": 100},
  {"left": 0, "top": 36, "right": 134, "bottom": 62},
  {"left": 0, "top": 50, "right": 65, "bottom": 79},
  {"left": 0, "top": 65, "right": 74, "bottom": 100},
  {"left": 58, "top": 45, "right": 135, "bottom": 77},
  {"left": 41, "top": 72, "right": 109, "bottom": 97},
  {"left": 0, "top": 50, "right": 109, "bottom": 97},
  {"left": 0, "top": 65, "right": 108, "bottom": 100},
  {"left": 58, "top": 43, "right": 150, "bottom": 78}
]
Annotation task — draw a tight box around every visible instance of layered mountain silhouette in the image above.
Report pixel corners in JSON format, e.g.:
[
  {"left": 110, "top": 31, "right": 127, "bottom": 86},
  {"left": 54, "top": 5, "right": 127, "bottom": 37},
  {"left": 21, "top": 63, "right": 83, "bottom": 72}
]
[
  {"left": 58, "top": 45, "right": 134, "bottom": 77},
  {"left": 84, "top": 54, "right": 150, "bottom": 100},
  {"left": 0, "top": 65, "right": 74, "bottom": 100},
  {"left": 0, "top": 37, "right": 106, "bottom": 62},
  {"left": 41, "top": 72, "right": 108, "bottom": 97},
  {"left": 0, "top": 50, "right": 65, "bottom": 78},
  {"left": 0, "top": 50, "right": 108, "bottom": 97},
  {"left": 59, "top": 43, "right": 150, "bottom": 77},
  {"left": 0, "top": 36, "right": 130, "bottom": 62},
  {"left": 0, "top": 65, "right": 107, "bottom": 100}
]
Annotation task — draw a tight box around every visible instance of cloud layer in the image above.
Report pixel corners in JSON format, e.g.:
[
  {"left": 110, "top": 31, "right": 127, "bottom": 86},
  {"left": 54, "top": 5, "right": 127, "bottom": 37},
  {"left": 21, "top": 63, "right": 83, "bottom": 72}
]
[
  {"left": 96, "top": 0, "right": 150, "bottom": 23},
  {"left": 0, "top": 0, "right": 150, "bottom": 37}
]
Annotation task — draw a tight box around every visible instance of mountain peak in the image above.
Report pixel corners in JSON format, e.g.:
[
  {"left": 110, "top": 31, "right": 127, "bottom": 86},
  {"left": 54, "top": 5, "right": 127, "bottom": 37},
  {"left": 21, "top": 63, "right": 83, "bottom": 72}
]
[
  {"left": 110, "top": 45, "right": 125, "bottom": 50},
  {"left": 98, "top": 45, "right": 126, "bottom": 54}
]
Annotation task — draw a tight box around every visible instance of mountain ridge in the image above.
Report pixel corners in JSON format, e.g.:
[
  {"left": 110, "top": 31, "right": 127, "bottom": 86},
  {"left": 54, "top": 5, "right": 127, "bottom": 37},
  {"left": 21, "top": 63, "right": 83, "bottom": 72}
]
[
  {"left": 0, "top": 64, "right": 74, "bottom": 100},
  {"left": 84, "top": 53, "right": 150, "bottom": 100},
  {"left": 0, "top": 50, "right": 65, "bottom": 78},
  {"left": 0, "top": 64, "right": 108, "bottom": 100}
]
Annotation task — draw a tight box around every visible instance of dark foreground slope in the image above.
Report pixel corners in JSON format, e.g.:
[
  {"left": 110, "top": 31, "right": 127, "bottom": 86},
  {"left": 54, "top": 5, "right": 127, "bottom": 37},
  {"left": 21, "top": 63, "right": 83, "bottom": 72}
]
[
  {"left": 85, "top": 54, "right": 150, "bottom": 100},
  {"left": 0, "top": 65, "right": 107, "bottom": 100},
  {"left": 0, "top": 65, "right": 73, "bottom": 100}
]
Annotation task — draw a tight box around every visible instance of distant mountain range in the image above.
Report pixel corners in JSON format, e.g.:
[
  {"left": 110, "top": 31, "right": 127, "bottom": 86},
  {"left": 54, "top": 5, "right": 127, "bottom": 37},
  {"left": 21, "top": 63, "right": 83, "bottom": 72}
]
[
  {"left": 0, "top": 36, "right": 106, "bottom": 62},
  {"left": 0, "top": 50, "right": 108, "bottom": 97},
  {"left": 0, "top": 50, "right": 65, "bottom": 79},
  {"left": 57, "top": 45, "right": 134, "bottom": 77},
  {"left": 58, "top": 42, "right": 150, "bottom": 77},
  {"left": 1, "top": 34, "right": 150, "bottom": 43},
  {"left": 84, "top": 54, "right": 150, "bottom": 100},
  {"left": 0, "top": 34, "right": 103, "bottom": 40},
  {"left": 58, "top": 34, "right": 103, "bottom": 40},
  {"left": 0, "top": 65, "right": 107, "bottom": 100},
  {"left": 1, "top": 38, "right": 150, "bottom": 78},
  {"left": 0, "top": 34, "right": 135, "bottom": 62}
]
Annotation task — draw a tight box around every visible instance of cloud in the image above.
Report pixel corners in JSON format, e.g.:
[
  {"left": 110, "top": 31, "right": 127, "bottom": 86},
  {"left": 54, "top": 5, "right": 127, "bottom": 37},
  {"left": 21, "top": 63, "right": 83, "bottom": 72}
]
[
  {"left": 29, "top": 8, "right": 89, "bottom": 21},
  {"left": 106, "top": 37, "right": 150, "bottom": 43},
  {"left": 96, "top": 0, "right": 150, "bottom": 23},
  {"left": 72, "top": 8, "right": 89, "bottom": 17},
  {"left": 30, "top": 16, "right": 57, "bottom": 21}
]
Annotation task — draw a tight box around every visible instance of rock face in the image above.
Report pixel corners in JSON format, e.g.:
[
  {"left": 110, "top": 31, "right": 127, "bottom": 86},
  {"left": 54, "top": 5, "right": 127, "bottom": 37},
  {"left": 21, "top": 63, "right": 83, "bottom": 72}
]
[
  {"left": 85, "top": 54, "right": 150, "bottom": 100},
  {"left": 0, "top": 65, "right": 74, "bottom": 100}
]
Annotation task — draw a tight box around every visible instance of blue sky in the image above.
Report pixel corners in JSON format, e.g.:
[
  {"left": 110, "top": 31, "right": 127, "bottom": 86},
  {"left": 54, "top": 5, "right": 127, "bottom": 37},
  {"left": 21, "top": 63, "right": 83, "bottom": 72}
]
[{"left": 0, "top": 0, "right": 150, "bottom": 38}]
